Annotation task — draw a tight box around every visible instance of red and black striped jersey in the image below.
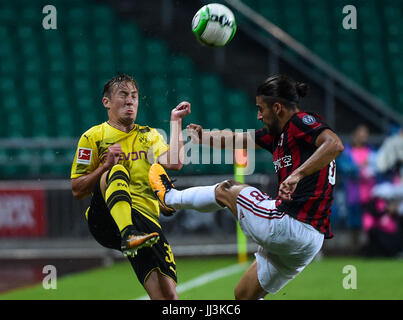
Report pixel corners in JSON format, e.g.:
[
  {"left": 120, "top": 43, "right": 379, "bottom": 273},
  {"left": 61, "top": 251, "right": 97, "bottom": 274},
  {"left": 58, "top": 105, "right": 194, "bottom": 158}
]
[{"left": 255, "top": 111, "right": 336, "bottom": 238}]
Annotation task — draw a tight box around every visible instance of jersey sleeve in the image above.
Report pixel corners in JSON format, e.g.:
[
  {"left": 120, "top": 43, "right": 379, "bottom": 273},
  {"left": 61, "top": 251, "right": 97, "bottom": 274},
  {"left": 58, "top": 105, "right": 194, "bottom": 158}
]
[
  {"left": 291, "top": 112, "right": 331, "bottom": 145},
  {"left": 71, "top": 132, "right": 99, "bottom": 179},
  {"left": 148, "top": 128, "right": 169, "bottom": 163},
  {"left": 254, "top": 128, "right": 275, "bottom": 152}
]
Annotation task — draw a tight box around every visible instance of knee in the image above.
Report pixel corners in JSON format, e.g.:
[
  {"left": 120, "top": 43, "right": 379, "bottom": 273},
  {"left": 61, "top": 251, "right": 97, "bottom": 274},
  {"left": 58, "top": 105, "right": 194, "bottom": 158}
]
[
  {"left": 108, "top": 164, "right": 129, "bottom": 177},
  {"left": 101, "top": 164, "right": 130, "bottom": 198},
  {"left": 215, "top": 179, "right": 238, "bottom": 198},
  {"left": 217, "top": 179, "right": 238, "bottom": 191},
  {"left": 106, "top": 164, "right": 130, "bottom": 184},
  {"left": 163, "top": 289, "right": 178, "bottom": 300}
]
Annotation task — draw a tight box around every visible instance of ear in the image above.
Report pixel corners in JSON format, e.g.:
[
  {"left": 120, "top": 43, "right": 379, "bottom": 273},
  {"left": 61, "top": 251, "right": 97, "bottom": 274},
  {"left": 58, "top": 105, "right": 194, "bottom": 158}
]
[
  {"left": 102, "top": 96, "right": 110, "bottom": 110},
  {"left": 272, "top": 102, "right": 283, "bottom": 115}
]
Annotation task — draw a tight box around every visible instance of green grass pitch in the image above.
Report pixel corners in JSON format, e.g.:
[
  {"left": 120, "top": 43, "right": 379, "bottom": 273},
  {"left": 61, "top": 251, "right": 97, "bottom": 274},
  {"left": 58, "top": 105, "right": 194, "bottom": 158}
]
[{"left": 0, "top": 256, "right": 402, "bottom": 300}]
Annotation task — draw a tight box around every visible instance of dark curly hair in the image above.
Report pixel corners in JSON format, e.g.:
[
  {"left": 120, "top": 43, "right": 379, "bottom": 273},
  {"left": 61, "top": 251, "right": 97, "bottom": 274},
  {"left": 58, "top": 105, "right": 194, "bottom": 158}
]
[{"left": 256, "top": 74, "right": 308, "bottom": 109}]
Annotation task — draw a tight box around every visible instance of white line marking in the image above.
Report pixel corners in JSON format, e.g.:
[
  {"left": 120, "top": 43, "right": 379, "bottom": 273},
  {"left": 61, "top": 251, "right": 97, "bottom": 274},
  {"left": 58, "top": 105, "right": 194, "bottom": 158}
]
[{"left": 135, "top": 263, "right": 247, "bottom": 300}]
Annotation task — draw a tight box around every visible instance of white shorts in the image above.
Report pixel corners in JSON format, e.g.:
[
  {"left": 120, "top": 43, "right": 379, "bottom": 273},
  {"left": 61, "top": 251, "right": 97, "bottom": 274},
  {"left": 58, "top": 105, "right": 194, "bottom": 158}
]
[{"left": 236, "top": 187, "right": 324, "bottom": 294}]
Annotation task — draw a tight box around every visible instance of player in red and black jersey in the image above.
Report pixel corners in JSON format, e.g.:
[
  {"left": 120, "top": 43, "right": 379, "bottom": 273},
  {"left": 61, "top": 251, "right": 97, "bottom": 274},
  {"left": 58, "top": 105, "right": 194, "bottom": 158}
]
[
  {"left": 254, "top": 107, "right": 337, "bottom": 238},
  {"left": 149, "top": 74, "right": 344, "bottom": 299}
]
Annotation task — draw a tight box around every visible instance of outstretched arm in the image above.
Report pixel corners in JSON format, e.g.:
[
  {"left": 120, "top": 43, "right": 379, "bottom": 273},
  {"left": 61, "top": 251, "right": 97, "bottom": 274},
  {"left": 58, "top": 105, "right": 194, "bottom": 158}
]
[
  {"left": 278, "top": 129, "right": 344, "bottom": 200},
  {"left": 186, "top": 124, "right": 261, "bottom": 149},
  {"left": 158, "top": 101, "right": 191, "bottom": 171}
]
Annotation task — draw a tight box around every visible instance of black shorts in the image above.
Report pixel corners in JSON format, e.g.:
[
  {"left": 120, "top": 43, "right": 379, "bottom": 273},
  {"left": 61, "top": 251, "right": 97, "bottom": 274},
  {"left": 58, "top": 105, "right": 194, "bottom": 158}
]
[{"left": 87, "top": 180, "right": 177, "bottom": 286}]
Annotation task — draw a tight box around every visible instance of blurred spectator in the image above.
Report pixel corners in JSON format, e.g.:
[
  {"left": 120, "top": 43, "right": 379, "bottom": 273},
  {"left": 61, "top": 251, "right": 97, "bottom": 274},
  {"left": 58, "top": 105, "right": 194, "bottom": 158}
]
[
  {"left": 359, "top": 197, "right": 403, "bottom": 257},
  {"left": 358, "top": 124, "right": 403, "bottom": 257},
  {"left": 375, "top": 125, "right": 403, "bottom": 180},
  {"left": 337, "top": 124, "right": 377, "bottom": 252}
]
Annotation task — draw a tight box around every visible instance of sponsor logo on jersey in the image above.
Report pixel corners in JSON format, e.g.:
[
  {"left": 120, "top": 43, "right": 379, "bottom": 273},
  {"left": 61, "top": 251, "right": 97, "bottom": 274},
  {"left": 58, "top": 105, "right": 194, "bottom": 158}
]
[
  {"left": 302, "top": 114, "right": 317, "bottom": 125},
  {"left": 273, "top": 155, "right": 292, "bottom": 172},
  {"left": 77, "top": 148, "right": 92, "bottom": 165}
]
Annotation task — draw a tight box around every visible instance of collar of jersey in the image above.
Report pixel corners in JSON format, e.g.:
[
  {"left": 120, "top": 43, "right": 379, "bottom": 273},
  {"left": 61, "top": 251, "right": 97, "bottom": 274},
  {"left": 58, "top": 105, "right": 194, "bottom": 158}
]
[{"left": 106, "top": 121, "right": 138, "bottom": 134}]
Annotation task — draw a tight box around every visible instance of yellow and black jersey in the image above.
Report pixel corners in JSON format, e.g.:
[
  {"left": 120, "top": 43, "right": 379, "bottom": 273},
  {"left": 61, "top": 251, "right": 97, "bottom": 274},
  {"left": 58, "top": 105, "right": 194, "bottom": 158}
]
[{"left": 71, "top": 122, "right": 169, "bottom": 225}]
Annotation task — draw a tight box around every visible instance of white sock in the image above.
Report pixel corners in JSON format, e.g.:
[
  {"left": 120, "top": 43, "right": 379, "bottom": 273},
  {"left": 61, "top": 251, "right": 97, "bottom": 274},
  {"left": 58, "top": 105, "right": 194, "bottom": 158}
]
[{"left": 165, "top": 184, "right": 223, "bottom": 212}]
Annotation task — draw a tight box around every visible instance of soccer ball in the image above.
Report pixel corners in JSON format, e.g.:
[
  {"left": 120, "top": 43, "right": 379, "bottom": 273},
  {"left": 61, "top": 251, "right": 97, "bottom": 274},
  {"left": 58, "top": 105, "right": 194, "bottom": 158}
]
[{"left": 191, "top": 3, "right": 237, "bottom": 47}]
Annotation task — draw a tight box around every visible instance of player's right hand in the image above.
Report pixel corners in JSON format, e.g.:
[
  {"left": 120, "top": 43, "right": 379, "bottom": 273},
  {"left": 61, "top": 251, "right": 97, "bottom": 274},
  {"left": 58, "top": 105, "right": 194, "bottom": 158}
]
[
  {"left": 186, "top": 123, "right": 203, "bottom": 143},
  {"left": 103, "top": 143, "right": 122, "bottom": 169}
]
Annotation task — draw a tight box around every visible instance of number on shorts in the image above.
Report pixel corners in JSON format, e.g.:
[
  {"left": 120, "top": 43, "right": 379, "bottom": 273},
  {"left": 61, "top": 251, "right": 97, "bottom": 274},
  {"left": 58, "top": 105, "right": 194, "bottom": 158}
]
[{"left": 250, "top": 190, "right": 265, "bottom": 202}]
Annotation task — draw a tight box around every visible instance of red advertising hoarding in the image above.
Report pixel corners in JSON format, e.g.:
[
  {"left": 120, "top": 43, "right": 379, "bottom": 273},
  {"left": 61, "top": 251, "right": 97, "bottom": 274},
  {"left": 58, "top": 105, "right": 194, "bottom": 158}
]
[{"left": 0, "top": 188, "right": 46, "bottom": 237}]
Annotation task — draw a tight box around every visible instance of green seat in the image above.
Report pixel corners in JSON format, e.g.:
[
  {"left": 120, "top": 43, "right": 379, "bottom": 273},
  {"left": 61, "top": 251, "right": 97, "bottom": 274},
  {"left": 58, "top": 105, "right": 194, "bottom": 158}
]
[
  {"left": 0, "top": 29, "right": 13, "bottom": 57},
  {"left": 0, "top": 78, "right": 15, "bottom": 93},
  {"left": 50, "top": 95, "right": 70, "bottom": 116},
  {"left": 387, "top": 21, "right": 403, "bottom": 38},
  {"left": 227, "top": 91, "right": 253, "bottom": 129},
  {"left": 3, "top": 93, "right": 19, "bottom": 113},
  {"left": 118, "top": 22, "right": 142, "bottom": 41},
  {"left": 31, "top": 114, "right": 50, "bottom": 137},
  {"left": 47, "top": 76, "right": 67, "bottom": 96},
  {"left": 144, "top": 39, "right": 168, "bottom": 74},
  {"left": 40, "top": 149, "right": 57, "bottom": 176},
  {"left": 363, "top": 58, "right": 383, "bottom": 75},
  {"left": 6, "top": 112, "right": 25, "bottom": 137},
  {"left": 367, "top": 75, "right": 392, "bottom": 105},
  {"left": 65, "top": 6, "right": 90, "bottom": 25},
  {"left": 26, "top": 94, "right": 45, "bottom": 114},
  {"left": 23, "top": 76, "right": 41, "bottom": 94},
  {"left": 170, "top": 56, "right": 194, "bottom": 77},
  {"left": 94, "top": 43, "right": 116, "bottom": 74},
  {"left": 0, "top": 4, "right": 16, "bottom": 25},
  {"left": 72, "top": 59, "right": 91, "bottom": 74},
  {"left": 67, "top": 25, "right": 89, "bottom": 43},
  {"left": 0, "top": 149, "right": 21, "bottom": 178},
  {"left": 20, "top": 5, "right": 37, "bottom": 24},
  {"left": 24, "top": 58, "right": 42, "bottom": 74},
  {"left": 54, "top": 113, "right": 75, "bottom": 137},
  {"left": 91, "top": 5, "right": 115, "bottom": 24},
  {"left": 93, "top": 25, "right": 114, "bottom": 42},
  {"left": 174, "top": 77, "right": 195, "bottom": 102},
  {"left": 199, "top": 73, "right": 224, "bottom": 99},
  {"left": 78, "top": 110, "right": 98, "bottom": 133},
  {"left": 386, "top": 40, "right": 402, "bottom": 57},
  {"left": 48, "top": 55, "right": 66, "bottom": 73},
  {"left": 340, "top": 59, "right": 363, "bottom": 84},
  {"left": 0, "top": 56, "right": 18, "bottom": 74},
  {"left": 150, "top": 76, "right": 168, "bottom": 92},
  {"left": 73, "top": 78, "right": 92, "bottom": 96},
  {"left": 311, "top": 41, "right": 335, "bottom": 65},
  {"left": 119, "top": 42, "right": 143, "bottom": 72},
  {"left": 259, "top": 0, "right": 281, "bottom": 25},
  {"left": 361, "top": 38, "right": 384, "bottom": 58}
]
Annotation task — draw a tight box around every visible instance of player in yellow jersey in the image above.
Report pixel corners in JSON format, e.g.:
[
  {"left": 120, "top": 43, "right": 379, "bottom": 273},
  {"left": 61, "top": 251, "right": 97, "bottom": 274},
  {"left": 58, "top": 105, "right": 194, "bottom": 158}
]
[{"left": 71, "top": 74, "right": 190, "bottom": 300}]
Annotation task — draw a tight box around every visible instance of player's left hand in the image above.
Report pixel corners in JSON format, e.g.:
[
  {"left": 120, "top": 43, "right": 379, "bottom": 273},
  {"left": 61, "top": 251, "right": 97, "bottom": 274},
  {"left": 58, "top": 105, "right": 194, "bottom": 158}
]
[
  {"left": 171, "top": 101, "right": 191, "bottom": 120},
  {"left": 278, "top": 172, "right": 302, "bottom": 201}
]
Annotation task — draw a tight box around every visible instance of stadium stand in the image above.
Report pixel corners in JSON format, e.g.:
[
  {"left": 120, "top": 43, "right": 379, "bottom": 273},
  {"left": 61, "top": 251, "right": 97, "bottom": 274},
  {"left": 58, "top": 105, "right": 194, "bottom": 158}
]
[
  {"left": 0, "top": 0, "right": 265, "bottom": 178},
  {"left": 243, "top": 0, "right": 403, "bottom": 112}
]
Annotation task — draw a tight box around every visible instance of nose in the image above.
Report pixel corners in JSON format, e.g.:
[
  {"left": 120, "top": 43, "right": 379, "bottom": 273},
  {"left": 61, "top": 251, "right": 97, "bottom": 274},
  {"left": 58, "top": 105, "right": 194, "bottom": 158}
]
[{"left": 125, "top": 96, "right": 134, "bottom": 105}]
